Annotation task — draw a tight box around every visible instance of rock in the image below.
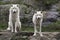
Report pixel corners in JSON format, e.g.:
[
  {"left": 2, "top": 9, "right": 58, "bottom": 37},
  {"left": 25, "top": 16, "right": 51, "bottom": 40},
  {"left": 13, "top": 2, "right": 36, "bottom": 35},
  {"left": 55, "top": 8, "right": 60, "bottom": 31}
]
[
  {"left": 0, "top": 31, "right": 60, "bottom": 40},
  {"left": 28, "top": 32, "right": 60, "bottom": 40},
  {"left": 55, "top": 33, "right": 60, "bottom": 40},
  {"left": 0, "top": 32, "right": 12, "bottom": 40},
  {"left": 29, "top": 34, "right": 49, "bottom": 40}
]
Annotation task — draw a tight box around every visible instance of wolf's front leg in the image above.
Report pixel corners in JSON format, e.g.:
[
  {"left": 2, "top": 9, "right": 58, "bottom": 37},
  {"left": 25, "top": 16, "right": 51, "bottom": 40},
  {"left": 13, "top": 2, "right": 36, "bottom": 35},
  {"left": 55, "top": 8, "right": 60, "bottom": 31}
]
[
  {"left": 10, "top": 22, "right": 13, "bottom": 32},
  {"left": 15, "top": 21, "right": 21, "bottom": 33},
  {"left": 33, "top": 24, "right": 37, "bottom": 36},
  {"left": 39, "top": 18, "right": 43, "bottom": 36},
  {"left": 7, "top": 22, "right": 13, "bottom": 31},
  {"left": 15, "top": 22, "right": 17, "bottom": 33},
  {"left": 7, "top": 22, "right": 11, "bottom": 30},
  {"left": 7, "top": 22, "right": 13, "bottom": 32},
  {"left": 18, "top": 21, "right": 21, "bottom": 30},
  {"left": 11, "top": 24, "right": 13, "bottom": 32}
]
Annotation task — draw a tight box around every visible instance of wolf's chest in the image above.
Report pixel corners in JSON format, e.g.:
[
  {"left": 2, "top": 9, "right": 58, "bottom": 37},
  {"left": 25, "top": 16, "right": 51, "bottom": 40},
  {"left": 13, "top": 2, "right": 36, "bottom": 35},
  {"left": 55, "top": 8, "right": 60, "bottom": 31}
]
[
  {"left": 36, "top": 19, "right": 40, "bottom": 25},
  {"left": 12, "top": 13, "right": 17, "bottom": 23}
]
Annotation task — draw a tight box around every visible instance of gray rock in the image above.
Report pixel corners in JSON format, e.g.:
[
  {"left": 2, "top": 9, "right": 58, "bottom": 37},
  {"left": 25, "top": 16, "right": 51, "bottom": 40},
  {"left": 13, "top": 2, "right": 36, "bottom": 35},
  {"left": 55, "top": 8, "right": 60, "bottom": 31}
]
[
  {"left": 0, "top": 32, "right": 60, "bottom": 40},
  {"left": 47, "top": 11, "right": 58, "bottom": 19},
  {"left": 29, "top": 32, "right": 60, "bottom": 40}
]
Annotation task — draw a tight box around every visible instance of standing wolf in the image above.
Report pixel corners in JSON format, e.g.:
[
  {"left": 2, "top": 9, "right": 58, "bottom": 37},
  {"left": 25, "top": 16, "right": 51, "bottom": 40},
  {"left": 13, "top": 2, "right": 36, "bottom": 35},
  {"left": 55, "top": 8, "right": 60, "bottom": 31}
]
[
  {"left": 7, "top": 4, "right": 21, "bottom": 32},
  {"left": 32, "top": 11, "right": 43, "bottom": 36}
]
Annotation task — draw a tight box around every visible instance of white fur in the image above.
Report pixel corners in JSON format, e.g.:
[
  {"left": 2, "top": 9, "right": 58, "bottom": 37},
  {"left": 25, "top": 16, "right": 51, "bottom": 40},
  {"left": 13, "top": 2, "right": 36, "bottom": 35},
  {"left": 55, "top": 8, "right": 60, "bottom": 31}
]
[
  {"left": 32, "top": 11, "right": 43, "bottom": 36},
  {"left": 7, "top": 4, "right": 21, "bottom": 33}
]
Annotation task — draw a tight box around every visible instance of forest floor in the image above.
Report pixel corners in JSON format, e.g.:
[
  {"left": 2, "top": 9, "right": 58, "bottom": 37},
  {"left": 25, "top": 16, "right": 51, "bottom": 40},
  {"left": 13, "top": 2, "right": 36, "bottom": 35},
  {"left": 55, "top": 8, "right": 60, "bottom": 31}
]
[{"left": 0, "top": 31, "right": 60, "bottom": 40}]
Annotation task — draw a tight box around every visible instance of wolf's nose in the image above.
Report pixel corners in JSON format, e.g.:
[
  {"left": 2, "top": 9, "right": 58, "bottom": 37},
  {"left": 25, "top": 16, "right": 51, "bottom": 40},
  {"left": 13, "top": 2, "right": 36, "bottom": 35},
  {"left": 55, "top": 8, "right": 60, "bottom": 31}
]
[
  {"left": 13, "top": 11, "right": 16, "bottom": 13},
  {"left": 37, "top": 17, "right": 40, "bottom": 19}
]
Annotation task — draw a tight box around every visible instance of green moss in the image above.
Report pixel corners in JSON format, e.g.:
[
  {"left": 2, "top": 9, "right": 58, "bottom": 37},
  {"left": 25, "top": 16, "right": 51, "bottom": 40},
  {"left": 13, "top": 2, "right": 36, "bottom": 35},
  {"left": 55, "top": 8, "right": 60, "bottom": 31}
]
[{"left": 0, "top": 1, "right": 5, "bottom": 5}]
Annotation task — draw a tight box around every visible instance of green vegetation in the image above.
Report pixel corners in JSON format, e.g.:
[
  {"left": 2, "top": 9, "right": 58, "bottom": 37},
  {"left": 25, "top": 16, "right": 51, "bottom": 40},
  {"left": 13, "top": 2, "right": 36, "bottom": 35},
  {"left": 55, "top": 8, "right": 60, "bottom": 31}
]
[
  {"left": 42, "top": 21, "right": 60, "bottom": 32},
  {"left": 35, "top": 0, "right": 58, "bottom": 4},
  {"left": 21, "top": 21, "right": 60, "bottom": 32},
  {"left": 0, "top": 19, "right": 60, "bottom": 32},
  {"left": 21, "top": 25, "right": 34, "bottom": 32},
  {"left": 0, "top": 23, "right": 7, "bottom": 30},
  {"left": 0, "top": 0, "right": 60, "bottom": 32},
  {"left": 0, "top": 0, "right": 59, "bottom": 5},
  {"left": 0, "top": 1, "right": 5, "bottom": 5},
  {"left": 35, "top": 0, "right": 59, "bottom": 10}
]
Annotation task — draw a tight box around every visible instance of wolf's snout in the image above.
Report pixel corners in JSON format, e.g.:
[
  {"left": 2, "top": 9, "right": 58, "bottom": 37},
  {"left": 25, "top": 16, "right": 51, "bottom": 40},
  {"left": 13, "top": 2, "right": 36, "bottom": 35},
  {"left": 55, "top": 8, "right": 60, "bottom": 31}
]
[{"left": 13, "top": 11, "right": 16, "bottom": 13}]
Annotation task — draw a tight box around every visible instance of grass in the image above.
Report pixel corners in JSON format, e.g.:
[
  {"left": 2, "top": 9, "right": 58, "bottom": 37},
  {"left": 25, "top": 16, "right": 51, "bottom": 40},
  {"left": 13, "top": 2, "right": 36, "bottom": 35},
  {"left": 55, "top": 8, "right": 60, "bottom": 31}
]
[
  {"left": 0, "top": 23, "right": 7, "bottom": 30},
  {"left": 21, "top": 21, "right": 60, "bottom": 32},
  {"left": 0, "top": 21, "right": 60, "bottom": 32},
  {"left": 21, "top": 25, "right": 34, "bottom": 32}
]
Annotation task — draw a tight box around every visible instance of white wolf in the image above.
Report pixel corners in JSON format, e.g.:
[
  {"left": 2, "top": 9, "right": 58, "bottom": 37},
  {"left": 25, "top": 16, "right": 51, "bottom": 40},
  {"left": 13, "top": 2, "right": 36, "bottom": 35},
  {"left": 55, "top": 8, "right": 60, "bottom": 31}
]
[
  {"left": 7, "top": 4, "right": 21, "bottom": 32},
  {"left": 32, "top": 11, "right": 43, "bottom": 36}
]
